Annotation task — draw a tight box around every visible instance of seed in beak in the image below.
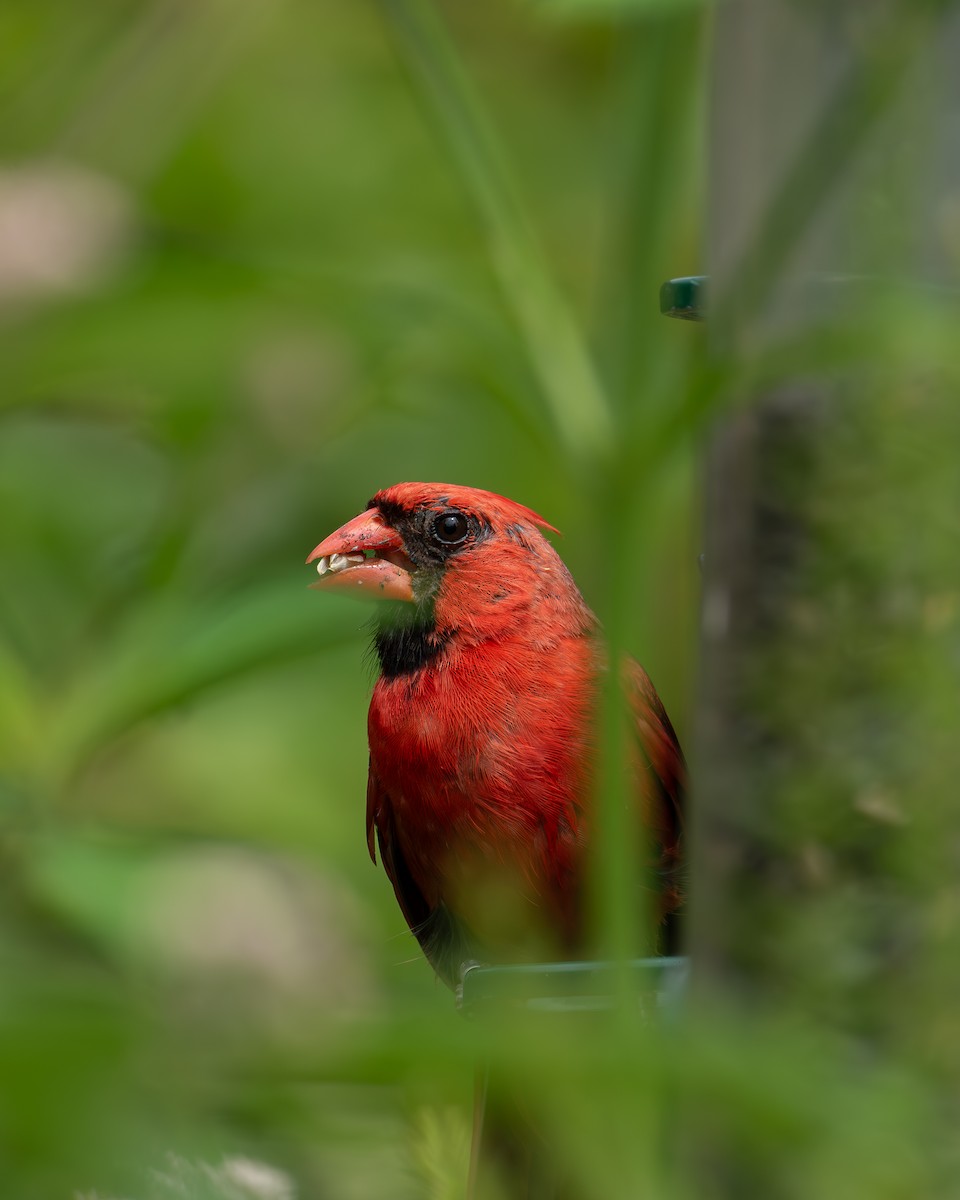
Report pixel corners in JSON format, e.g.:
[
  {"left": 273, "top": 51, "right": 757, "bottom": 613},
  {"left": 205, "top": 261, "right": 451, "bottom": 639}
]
[{"left": 316, "top": 552, "right": 365, "bottom": 577}]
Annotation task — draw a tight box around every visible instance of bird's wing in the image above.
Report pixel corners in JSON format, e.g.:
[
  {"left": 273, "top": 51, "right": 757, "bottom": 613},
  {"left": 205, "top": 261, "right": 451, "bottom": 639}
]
[
  {"left": 366, "top": 762, "right": 472, "bottom": 985},
  {"left": 366, "top": 761, "right": 428, "bottom": 926},
  {"left": 625, "top": 661, "right": 686, "bottom": 926}
]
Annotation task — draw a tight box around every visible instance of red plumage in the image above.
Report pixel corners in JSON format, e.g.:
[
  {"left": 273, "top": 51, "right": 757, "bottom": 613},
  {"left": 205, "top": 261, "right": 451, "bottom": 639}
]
[{"left": 308, "top": 482, "right": 685, "bottom": 985}]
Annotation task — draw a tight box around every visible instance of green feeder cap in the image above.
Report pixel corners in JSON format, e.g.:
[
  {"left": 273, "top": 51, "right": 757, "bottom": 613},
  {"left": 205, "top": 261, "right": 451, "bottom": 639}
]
[{"left": 660, "top": 275, "right": 707, "bottom": 320}]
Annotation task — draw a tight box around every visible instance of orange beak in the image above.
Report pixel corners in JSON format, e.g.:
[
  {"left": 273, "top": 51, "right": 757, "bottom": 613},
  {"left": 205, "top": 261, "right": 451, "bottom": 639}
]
[{"left": 306, "top": 509, "right": 414, "bottom": 602}]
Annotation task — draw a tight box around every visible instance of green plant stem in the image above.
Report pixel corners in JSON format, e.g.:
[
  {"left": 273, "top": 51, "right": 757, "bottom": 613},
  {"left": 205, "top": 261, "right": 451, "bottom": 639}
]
[{"left": 375, "top": 0, "right": 615, "bottom": 464}]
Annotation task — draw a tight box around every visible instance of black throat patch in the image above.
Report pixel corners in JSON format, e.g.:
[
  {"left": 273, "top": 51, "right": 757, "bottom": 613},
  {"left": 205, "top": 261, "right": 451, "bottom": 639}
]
[{"left": 373, "top": 610, "right": 452, "bottom": 678}]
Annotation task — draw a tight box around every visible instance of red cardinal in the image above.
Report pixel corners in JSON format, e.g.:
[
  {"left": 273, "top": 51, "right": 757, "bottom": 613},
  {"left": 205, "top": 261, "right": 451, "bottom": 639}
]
[{"left": 307, "top": 483, "right": 685, "bottom": 985}]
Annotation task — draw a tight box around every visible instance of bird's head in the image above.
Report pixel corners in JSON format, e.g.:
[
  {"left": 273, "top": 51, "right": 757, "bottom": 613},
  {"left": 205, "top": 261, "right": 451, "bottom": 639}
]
[{"left": 307, "top": 482, "right": 590, "bottom": 646}]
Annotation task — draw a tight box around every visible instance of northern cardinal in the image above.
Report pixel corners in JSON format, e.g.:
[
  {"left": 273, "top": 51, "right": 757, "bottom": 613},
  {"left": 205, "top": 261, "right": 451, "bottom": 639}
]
[{"left": 307, "top": 483, "right": 685, "bottom": 985}]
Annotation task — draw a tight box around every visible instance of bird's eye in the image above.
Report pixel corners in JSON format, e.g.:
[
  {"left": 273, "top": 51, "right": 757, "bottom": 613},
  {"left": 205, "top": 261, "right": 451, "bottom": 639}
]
[{"left": 431, "top": 509, "right": 470, "bottom": 546}]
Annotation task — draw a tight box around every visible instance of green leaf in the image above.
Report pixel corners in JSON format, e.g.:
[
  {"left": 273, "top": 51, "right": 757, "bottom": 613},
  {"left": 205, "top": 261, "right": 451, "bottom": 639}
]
[{"left": 43, "top": 581, "right": 365, "bottom": 784}]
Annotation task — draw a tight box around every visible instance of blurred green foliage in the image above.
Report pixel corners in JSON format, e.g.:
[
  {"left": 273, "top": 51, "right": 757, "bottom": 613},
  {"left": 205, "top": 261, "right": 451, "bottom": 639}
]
[{"left": 4, "top": 0, "right": 959, "bottom": 1198}]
